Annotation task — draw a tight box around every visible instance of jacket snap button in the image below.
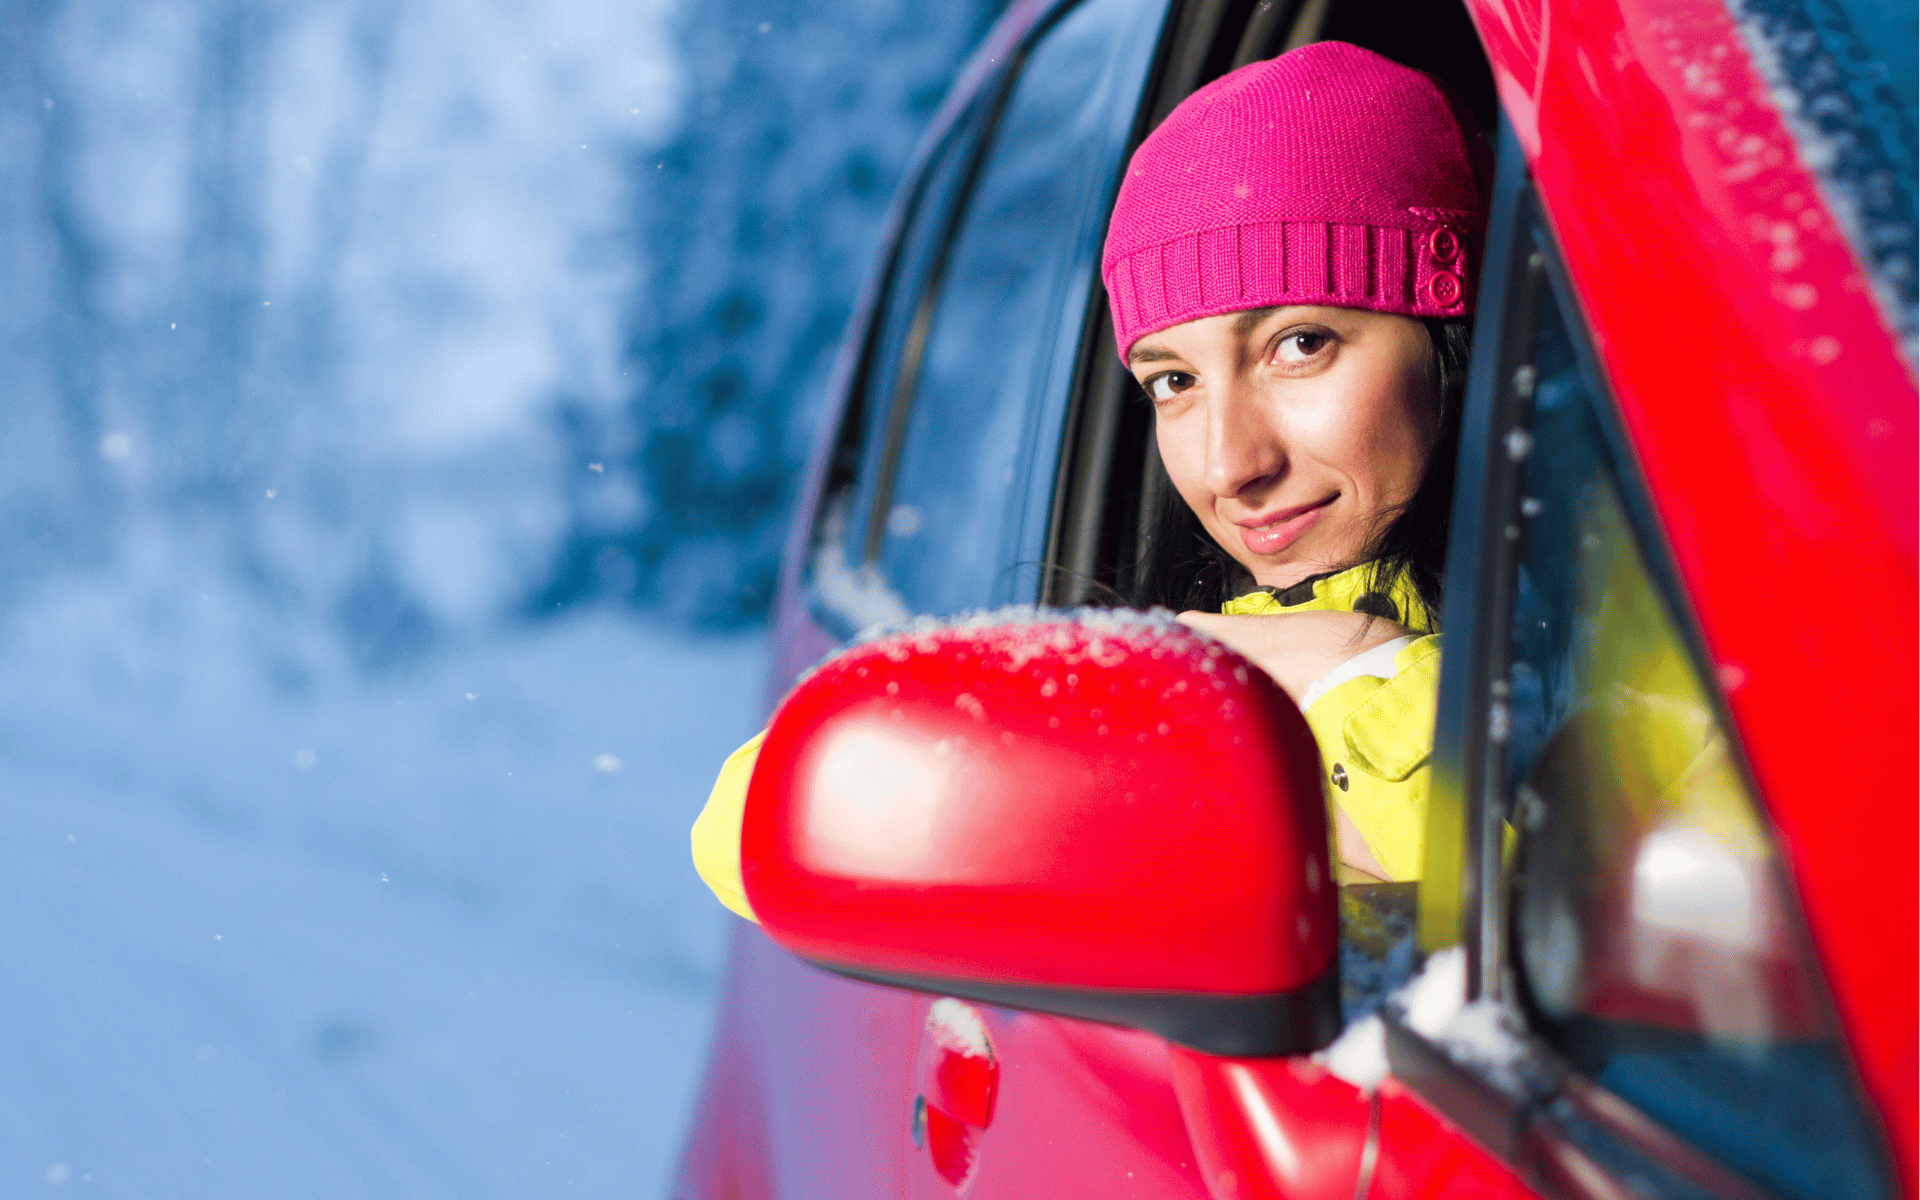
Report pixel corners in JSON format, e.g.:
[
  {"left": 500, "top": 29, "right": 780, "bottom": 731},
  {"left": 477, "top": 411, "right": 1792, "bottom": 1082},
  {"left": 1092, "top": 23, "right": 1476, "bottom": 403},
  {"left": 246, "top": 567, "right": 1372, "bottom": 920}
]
[
  {"left": 1331, "top": 763, "right": 1349, "bottom": 791},
  {"left": 1429, "top": 227, "right": 1461, "bottom": 262},
  {"left": 1428, "top": 270, "right": 1461, "bottom": 307}
]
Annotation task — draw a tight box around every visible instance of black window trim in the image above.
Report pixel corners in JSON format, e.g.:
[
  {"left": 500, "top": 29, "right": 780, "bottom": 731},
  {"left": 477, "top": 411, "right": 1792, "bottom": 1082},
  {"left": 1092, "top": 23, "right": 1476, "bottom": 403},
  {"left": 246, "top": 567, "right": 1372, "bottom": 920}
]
[{"left": 1425, "top": 118, "right": 1795, "bottom": 1010}]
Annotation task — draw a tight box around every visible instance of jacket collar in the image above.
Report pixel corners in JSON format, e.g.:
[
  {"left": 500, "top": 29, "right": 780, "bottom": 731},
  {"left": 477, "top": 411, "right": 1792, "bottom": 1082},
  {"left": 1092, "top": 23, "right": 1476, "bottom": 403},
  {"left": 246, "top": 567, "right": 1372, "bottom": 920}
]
[{"left": 1220, "top": 561, "right": 1435, "bottom": 632}]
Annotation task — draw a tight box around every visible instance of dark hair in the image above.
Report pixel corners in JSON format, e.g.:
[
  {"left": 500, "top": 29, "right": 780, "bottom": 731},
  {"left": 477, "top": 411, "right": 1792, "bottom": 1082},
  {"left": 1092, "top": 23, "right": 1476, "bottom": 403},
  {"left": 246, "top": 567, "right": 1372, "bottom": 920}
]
[{"left": 1127, "top": 316, "right": 1473, "bottom": 625}]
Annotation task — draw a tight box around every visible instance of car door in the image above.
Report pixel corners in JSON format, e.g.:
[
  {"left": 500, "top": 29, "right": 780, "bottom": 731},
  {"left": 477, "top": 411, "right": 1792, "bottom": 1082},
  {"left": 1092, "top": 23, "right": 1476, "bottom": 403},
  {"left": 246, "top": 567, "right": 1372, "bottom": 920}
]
[{"left": 1372, "top": 119, "right": 1900, "bottom": 1200}]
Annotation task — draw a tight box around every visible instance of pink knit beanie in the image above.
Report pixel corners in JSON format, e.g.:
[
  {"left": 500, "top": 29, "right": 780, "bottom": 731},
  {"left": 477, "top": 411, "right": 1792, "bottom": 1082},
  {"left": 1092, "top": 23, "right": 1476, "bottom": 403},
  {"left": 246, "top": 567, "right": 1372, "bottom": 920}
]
[{"left": 1102, "top": 42, "right": 1491, "bottom": 360}]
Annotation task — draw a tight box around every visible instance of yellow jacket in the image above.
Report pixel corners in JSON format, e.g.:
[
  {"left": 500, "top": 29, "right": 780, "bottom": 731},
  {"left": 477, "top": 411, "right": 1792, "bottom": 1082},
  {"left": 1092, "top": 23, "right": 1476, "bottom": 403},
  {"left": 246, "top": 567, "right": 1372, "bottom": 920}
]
[{"left": 691, "top": 562, "right": 1440, "bottom": 922}]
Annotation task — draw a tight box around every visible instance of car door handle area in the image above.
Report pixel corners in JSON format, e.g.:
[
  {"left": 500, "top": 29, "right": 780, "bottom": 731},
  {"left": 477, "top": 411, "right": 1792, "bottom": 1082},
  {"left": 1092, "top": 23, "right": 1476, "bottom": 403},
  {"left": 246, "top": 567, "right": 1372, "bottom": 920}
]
[{"left": 914, "top": 998, "right": 1001, "bottom": 1190}]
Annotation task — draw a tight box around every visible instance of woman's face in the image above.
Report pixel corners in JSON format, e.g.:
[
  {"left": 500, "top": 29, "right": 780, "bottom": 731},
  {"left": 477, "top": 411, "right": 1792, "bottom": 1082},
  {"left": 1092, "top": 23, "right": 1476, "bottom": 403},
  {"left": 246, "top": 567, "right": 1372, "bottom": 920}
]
[{"left": 1129, "top": 305, "right": 1440, "bottom": 592}]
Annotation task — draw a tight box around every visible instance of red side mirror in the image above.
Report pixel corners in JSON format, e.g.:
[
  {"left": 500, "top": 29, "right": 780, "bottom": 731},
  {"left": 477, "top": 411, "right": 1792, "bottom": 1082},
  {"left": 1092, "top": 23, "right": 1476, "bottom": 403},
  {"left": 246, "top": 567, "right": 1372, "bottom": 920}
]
[{"left": 742, "top": 613, "right": 1342, "bottom": 1057}]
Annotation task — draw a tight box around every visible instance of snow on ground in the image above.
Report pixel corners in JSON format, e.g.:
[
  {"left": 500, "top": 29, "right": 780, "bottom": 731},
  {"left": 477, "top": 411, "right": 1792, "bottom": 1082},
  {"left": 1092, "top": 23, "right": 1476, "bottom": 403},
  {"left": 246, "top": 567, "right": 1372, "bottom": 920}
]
[
  {"left": 0, "top": 598, "right": 766, "bottom": 1198},
  {"left": 1, "top": 0, "right": 992, "bottom": 1190}
]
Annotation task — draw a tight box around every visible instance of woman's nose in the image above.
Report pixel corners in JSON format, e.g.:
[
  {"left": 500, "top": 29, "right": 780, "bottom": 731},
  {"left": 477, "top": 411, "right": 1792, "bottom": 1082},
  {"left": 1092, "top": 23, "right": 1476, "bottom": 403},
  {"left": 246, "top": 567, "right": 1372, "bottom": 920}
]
[{"left": 1203, "top": 380, "right": 1285, "bottom": 498}]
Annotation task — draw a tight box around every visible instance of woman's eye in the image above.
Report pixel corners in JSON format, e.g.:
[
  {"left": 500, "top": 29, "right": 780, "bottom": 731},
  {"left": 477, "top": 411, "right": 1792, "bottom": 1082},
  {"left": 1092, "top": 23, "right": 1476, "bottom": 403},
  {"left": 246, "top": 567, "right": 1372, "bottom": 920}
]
[
  {"left": 1275, "top": 331, "right": 1332, "bottom": 363},
  {"left": 1145, "top": 371, "right": 1196, "bottom": 402}
]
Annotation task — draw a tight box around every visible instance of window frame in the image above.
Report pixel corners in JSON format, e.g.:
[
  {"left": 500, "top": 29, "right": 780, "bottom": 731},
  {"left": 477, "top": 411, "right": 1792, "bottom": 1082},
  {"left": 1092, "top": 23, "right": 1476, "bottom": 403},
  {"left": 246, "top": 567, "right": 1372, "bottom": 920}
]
[
  {"left": 805, "top": 0, "right": 1192, "bottom": 636},
  {"left": 801, "top": 63, "right": 1012, "bottom": 639},
  {"left": 1389, "top": 116, "right": 1887, "bottom": 1200},
  {"left": 850, "top": 78, "right": 1017, "bottom": 572}
]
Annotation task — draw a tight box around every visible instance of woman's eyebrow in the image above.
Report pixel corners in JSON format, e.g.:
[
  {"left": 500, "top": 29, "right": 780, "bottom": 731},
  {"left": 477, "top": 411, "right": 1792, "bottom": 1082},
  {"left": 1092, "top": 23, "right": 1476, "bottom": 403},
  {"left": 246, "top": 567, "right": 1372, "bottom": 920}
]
[
  {"left": 1231, "top": 306, "right": 1283, "bottom": 335},
  {"left": 1128, "top": 344, "right": 1180, "bottom": 365}
]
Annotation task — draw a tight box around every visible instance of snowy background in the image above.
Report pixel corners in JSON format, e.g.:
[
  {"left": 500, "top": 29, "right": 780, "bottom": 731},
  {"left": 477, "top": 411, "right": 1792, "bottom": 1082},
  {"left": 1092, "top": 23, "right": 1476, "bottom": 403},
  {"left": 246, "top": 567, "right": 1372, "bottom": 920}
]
[{"left": 0, "top": 0, "right": 998, "bottom": 1194}]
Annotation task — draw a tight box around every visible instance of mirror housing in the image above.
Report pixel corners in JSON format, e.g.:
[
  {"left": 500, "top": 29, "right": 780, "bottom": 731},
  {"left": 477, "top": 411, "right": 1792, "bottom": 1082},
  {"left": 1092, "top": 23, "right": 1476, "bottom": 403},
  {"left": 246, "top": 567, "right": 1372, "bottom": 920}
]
[{"left": 742, "top": 612, "right": 1342, "bottom": 1057}]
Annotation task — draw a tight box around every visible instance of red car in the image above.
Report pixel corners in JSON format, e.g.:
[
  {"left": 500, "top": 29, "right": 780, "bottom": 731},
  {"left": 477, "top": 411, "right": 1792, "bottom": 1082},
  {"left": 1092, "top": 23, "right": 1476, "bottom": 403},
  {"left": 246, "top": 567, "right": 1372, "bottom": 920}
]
[{"left": 674, "top": 0, "right": 1915, "bottom": 1195}]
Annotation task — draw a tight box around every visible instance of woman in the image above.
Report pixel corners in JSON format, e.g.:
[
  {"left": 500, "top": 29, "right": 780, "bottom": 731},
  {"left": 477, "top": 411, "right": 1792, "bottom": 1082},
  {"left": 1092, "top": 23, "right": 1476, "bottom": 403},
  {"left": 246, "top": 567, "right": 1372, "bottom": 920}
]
[{"left": 693, "top": 41, "right": 1487, "bottom": 918}]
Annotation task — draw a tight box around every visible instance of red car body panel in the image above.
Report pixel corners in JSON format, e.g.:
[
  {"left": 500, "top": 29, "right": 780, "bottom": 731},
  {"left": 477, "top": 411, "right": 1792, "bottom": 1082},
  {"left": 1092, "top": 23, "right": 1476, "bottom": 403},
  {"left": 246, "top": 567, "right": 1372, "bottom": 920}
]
[
  {"left": 1168, "top": 1050, "right": 1374, "bottom": 1200},
  {"left": 677, "top": 922, "right": 919, "bottom": 1197},
  {"left": 679, "top": 0, "right": 1917, "bottom": 1192},
  {"left": 1465, "top": 0, "right": 1918, "bottom": 1184},
  {"left": 1371, "top": 1079, "right": 1536, "bottom": 1199}
]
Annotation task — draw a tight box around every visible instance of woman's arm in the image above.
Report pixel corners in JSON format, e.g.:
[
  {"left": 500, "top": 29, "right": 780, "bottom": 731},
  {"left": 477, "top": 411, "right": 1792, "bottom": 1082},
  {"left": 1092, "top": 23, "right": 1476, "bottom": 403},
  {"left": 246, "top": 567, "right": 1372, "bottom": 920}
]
[
  {"left": 691, "top": 732, "right": 764, "bottom": 922},
  {"left": 1174, "top": 609, "right": 1409, "bottom": 704},
  {"left": 1331, "top": 806, "right": 1392, "bottom": 883},
  {"left": 1176, "top": 609, "right": 1408, "bottom": 882}
]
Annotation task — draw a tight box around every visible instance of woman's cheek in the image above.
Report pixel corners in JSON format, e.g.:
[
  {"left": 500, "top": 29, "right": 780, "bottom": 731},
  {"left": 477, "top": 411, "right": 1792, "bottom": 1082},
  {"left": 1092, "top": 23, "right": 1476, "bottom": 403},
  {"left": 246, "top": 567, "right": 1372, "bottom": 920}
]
[
  {"left": 1349, "top": 385, "right": 1432, "bottom": 498},
  {"left": 1154, "top": 417, "right": 1206, "bottom": 502}
]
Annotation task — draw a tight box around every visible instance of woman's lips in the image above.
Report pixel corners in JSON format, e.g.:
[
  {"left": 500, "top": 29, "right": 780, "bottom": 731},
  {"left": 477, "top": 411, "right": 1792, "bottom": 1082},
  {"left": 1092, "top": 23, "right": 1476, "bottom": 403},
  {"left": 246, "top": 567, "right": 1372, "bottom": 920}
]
[{"left": 1235, "top": 497, "right": 1335, "bottom": 557}]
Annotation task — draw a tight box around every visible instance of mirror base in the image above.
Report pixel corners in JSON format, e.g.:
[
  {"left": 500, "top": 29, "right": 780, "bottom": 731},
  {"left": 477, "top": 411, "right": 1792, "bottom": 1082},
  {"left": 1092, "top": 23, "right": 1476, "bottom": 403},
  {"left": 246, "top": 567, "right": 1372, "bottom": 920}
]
[{"left": 813, "top": 958, "right": 1343, "bottom": 1058}]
